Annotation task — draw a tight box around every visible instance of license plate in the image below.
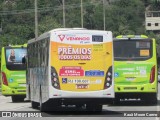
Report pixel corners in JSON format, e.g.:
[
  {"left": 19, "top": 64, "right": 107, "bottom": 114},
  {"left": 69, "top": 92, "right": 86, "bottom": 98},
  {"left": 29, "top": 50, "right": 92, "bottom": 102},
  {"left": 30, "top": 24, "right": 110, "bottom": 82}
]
[
  {"left": 76, "top": 84, "right": 88, "bottom": 89},
  {"left": 68, "top": 79, "right": 90, "bottom": 84}
]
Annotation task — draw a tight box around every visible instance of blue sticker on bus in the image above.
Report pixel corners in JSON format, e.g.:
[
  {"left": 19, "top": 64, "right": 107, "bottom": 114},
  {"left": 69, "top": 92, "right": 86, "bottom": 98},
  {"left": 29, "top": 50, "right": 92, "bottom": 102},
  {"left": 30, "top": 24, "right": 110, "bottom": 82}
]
[
  {"left": 85, "top": 70, "right": 104, "bottom": 76},
  {"left": 62, "top": 78, "right": 67, "bottom": 84},
  {"left": 9, "top": 78, "right": 13, "bottom": 83},
  {"left": 114, "top": 73, "right": 119, "bottom": 77}
]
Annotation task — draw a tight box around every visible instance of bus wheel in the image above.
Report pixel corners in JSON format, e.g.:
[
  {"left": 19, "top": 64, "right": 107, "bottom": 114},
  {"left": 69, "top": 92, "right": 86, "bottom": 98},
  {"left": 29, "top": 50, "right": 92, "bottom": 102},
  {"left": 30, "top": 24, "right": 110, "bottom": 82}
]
[
  {"left": 39, "top": 91, "right": 44, "bottom": 111},
  {"left": 12, "top": 96, "right": 19, "bottom": 102},
  {"left": 39, "top": 88, "right": 48, "bottom": 112},
  {"left": 31, "top": 101, "right": 39, "bottom": 109},
  {"left": 145, "top": 94, "right": 157, "bottom": 105},
  {"left": 11, "top": 95, "right": 25, "bottom": 102},
  {"left": 151, "top": 98, "right": 157, "bottom": 105},
  {"left": 40, "top": 99, "right": 48, "bottom": 112},
  {"left": 86, "top": 104, "right": 102, "bottom": 112}
]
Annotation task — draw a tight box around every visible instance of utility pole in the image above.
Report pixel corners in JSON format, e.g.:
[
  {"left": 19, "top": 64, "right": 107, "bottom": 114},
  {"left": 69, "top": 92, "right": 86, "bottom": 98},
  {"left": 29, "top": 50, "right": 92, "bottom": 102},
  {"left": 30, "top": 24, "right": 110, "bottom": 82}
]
[
  {"left": 35, "top": 0, "right": 38, "bottom": 40},
  {"left": 103, "top": 0, "right": 106, "bottom": 30},
  {"left": 0, "top": 18, "right": 2, "bottom": 33},
  {"left": 63, "top": 0, "right": 65, "bottom": 27},
  {"left": 81, "top": 0, "right": 83, "bottom": 28}
]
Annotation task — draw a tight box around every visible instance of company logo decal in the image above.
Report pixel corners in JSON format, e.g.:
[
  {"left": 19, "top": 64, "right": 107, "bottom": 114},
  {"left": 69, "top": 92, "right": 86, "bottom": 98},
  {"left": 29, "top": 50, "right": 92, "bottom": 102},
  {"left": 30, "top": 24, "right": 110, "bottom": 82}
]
[
  {"left": 58, "top": 35, "right": 65, "bottom": 41},
  {"left": 58, "top": 34, "right": 90, "bottom": 42}
]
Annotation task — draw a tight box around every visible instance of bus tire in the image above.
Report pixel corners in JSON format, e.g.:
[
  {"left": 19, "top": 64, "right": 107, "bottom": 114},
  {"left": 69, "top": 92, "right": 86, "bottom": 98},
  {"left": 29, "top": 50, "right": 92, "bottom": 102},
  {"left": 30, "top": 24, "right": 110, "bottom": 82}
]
[
  {"left": 146, "top": 94, "right": 157, "bottom": 105},
  {"left": 31, "top": 101, "right": 39, "bottom": 109},
  {"left": 39, "top": 88, "right": 44, "bottom": 112},
  {"left": 12, "top": 96, "right": 19, "bottom": 102},
  {"left": 39, "top": 87, "right": 48, "bottom": 112},
  {"left": 151, "top": 98, "right": 157, "bottom": 105},
  {"left": 142, "top": 93, "right": 157, "bottom": 105},
  {"left": 11, "top": 95, "right": 25, "bottom": 102}
]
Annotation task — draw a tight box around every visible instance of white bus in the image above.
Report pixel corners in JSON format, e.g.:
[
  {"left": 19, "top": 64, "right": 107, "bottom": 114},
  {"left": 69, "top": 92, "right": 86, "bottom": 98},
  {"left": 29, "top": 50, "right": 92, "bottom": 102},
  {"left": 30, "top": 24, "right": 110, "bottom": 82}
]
[{"left": 25, "top": 28, "right": 114, "bottom": 111}]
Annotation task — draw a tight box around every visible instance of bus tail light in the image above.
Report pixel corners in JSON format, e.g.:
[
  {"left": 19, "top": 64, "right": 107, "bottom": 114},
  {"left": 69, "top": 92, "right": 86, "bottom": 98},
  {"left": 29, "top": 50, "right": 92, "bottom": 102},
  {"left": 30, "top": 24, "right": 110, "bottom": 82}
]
[
  {"left": 104, "top": 66, "right": 112, "bottom": 89},
  {"left": 150, "top": 66, "right": 155, "bottom": 83},
  {"left": 1, "top": 72, "right": 8, "bottom": 86},
  {"left": 51, "top": 66, "right": 60, "bottom": 89}
]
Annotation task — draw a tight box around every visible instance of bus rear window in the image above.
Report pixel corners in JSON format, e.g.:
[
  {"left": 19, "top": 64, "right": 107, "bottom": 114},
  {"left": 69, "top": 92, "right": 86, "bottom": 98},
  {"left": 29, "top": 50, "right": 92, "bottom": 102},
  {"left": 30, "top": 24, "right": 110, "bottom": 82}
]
[
  {"left": 5, "top": 47, "right": 27, "bottom": 70},
  {"left": 113, "top": 39, "right": 152, "bottom": 61}
]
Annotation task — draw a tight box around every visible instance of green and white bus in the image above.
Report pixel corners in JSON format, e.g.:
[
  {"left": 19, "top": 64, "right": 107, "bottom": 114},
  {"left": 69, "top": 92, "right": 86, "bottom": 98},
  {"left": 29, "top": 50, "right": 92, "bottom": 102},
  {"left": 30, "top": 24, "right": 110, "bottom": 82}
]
[
  {"left": 113, "top": 35, "right": 157, "bottom": 104},
  {"left": 1, "top": 44, "right": 27, "bottom": 102}
]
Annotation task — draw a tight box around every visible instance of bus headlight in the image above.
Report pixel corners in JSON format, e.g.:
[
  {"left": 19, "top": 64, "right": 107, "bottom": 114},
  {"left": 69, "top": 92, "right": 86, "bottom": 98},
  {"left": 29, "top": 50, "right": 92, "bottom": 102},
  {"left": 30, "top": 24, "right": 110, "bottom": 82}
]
[{"left": 51, "top": 66, "right": 60, "bottom": 89}]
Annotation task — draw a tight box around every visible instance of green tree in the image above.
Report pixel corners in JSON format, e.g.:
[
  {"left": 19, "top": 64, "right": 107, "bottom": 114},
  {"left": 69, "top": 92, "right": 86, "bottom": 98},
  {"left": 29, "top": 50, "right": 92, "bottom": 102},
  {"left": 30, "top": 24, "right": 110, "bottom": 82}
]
[{"left": 105, "top": 0, "right": 146, "bottom": 36}]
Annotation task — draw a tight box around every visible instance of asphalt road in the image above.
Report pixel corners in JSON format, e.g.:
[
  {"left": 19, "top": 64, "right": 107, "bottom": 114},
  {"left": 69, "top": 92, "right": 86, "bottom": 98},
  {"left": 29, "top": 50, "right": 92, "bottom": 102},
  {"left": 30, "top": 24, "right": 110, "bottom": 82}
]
[{"left": 0, "top": 83, "right": 160, "bottom": 120}]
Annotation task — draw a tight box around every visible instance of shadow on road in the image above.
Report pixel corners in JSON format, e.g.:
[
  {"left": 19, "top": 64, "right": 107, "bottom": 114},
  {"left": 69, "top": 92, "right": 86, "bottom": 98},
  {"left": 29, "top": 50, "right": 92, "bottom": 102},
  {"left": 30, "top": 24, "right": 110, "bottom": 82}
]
[
  {"left": 42, "top": 110, "right": 123, "bottom": 117},
  {"left": 108, "top": 99, "right": 160, "bottom": 106},
  {"left": 26, "top": 100, "right": 160, "bottom": 117},
  {"left": 8, "top": 100, "right": 31, "bottom": 103},
  {"left": 28, "top": 105, "right": 123, "bottom": 117}
]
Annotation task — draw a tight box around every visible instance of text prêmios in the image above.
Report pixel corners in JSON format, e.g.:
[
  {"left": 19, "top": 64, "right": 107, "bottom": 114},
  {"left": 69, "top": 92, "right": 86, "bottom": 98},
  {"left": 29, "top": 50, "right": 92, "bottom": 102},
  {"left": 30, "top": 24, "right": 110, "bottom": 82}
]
[{"left": 58, "top": 46, "right": 91, "bottom": 60}]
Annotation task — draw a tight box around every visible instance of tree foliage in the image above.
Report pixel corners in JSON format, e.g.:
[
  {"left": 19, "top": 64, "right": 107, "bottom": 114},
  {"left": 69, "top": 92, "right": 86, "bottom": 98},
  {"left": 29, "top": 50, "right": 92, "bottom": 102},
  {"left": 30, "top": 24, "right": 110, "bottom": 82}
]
[{"left": 0, "top": 0, "right": 159, "bottom": 48}]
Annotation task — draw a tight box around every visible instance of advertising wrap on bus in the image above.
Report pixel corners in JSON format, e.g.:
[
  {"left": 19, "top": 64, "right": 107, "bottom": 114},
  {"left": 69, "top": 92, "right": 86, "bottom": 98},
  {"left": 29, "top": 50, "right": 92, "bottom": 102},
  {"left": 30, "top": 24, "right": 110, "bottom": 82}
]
[
  {"left": 114, "top": 64, "right": 155, "bottom": 85},
  {"left": 113, "top": 35, "right": 157, "bottom": 104},
  {"left": 27, "top": 29, "right": 114, "bottom": 111},
  {"left": 1, "top": 45, "right": 27, "bottom": 102},
  {"left": 5, "top": 48, "right": 27, "bottom": 71},
  {"left": 50, "top": 32, "right": 113, "bottom": 91},
  {"left": 6, "top": 48, "right": 27, "bottom": 63}
]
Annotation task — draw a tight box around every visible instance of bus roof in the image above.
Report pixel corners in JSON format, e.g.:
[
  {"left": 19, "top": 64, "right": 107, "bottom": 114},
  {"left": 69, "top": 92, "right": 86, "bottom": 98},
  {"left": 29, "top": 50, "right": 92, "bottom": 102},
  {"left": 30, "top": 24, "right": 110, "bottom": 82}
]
[
  {"left": 115, "top": 35, "right": 148, "bottom": 39},
  {"left": 3, "top": 44, "right": 27, "bottom": 48},
  {"left": 28, "top": 28, "right": 112, "bottom": 44},
  {"left": 28, "top": 28, "right": 87, "bottom": 44}
]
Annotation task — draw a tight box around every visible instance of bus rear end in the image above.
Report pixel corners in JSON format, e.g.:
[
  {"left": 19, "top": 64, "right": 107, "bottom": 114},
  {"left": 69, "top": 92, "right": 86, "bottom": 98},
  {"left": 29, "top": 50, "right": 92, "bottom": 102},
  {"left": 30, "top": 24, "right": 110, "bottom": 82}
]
[
  {"left": 48, "top": 29, "right": 114, "bottom": 111},
  {"left": 113, "top": 35, "right": 157, "bottom": 104},
  {"left": 1, "top": 45, "right": 27, "bottom": 102}
]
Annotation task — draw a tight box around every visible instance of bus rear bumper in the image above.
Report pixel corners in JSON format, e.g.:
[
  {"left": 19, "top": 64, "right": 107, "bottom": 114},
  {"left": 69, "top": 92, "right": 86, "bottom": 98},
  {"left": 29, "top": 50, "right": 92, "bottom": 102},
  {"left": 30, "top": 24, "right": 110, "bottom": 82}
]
[
  {"left": 1, "top": 86, "right": 26, "bottom": 96},
  {"left": 46, "top": 88, "right": 115, "bottom": 105},
  {"left": 115, "top": 92, "right": 157, "bottom": 99},
  {"left": 115, "top": 83, "right": 157, "bottom": 93},
  {"left": 50, "top": 87, "right": 115, "bottom": 99},
  {"left": 49, "top": 98, "right": 114, "bottom": 105}
]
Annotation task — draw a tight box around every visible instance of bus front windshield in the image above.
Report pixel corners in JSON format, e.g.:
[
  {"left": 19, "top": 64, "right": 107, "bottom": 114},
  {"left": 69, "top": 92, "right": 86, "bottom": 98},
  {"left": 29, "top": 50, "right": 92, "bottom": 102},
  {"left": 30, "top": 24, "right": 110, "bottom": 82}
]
[
  {"left": 113, "top": 39, "right": 152, "bottom": 61},
  {"left": 5, "top": 47, "right": 27, "bottom": 70}
]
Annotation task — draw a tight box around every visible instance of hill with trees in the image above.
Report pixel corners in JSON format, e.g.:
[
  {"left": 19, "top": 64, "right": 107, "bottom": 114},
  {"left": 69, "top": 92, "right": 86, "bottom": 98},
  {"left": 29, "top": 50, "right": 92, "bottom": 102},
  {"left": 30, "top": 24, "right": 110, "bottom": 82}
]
[{"left": 0, "top": 0, "right": 160, "bottom": 57}]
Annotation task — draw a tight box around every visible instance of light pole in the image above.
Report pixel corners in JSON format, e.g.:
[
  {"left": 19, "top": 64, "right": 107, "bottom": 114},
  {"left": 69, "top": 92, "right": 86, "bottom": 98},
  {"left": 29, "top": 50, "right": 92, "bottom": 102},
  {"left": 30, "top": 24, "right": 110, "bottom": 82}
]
[
  {"left": 35, "top": 0, "right": 38, "bottom": 40},
  {"left": 81, "top": 0, "right": 83, "bottom": 28},
  {"left": 0, "top": 18, "right": 2, "bottom": 33},
  {"left": 103, "top": 0, "right": 106, "bottom": 30},
  {"left": 62, "top": 0, "right": 65, "bottom": 28}
]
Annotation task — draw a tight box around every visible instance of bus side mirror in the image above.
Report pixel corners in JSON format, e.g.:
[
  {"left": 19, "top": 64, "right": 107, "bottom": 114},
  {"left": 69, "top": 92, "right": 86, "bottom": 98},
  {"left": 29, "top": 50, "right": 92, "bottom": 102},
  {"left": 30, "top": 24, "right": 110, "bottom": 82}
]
[{"left": 22, "top": 56, "right": 26, "bottom": 64}]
